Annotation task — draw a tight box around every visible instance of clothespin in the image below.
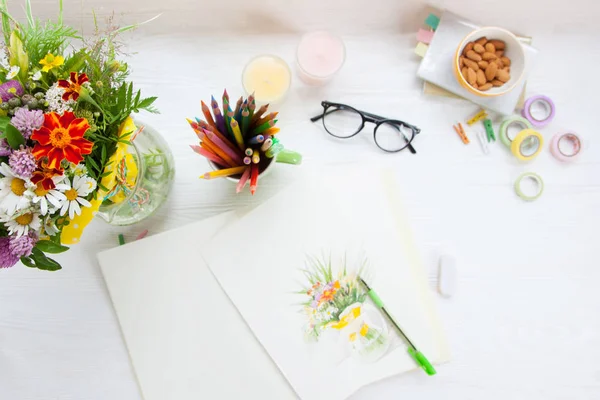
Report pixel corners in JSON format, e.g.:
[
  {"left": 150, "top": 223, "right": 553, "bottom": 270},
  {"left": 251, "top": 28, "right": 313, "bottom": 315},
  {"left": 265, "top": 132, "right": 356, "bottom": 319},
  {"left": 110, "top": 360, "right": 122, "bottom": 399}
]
[
  {"left": 453, "top": 123, "right": 470, "bottom": 144},
  {"left": 483, "top": 119, "right": 495, "bottom": 142},
  {"left": 466, "top": 109, "right": 488, "bottom": 126}
]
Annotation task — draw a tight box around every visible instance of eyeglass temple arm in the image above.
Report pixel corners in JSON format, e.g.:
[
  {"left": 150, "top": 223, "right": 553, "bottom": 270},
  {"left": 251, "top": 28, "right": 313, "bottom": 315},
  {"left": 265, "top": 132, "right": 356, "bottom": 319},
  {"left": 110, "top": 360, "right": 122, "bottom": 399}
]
[
  {"left": 389, "top": 123, "right": 417, "bottom": 154},
  {"left": 310, "top": 108, "right": 341, "bottom": 122}
]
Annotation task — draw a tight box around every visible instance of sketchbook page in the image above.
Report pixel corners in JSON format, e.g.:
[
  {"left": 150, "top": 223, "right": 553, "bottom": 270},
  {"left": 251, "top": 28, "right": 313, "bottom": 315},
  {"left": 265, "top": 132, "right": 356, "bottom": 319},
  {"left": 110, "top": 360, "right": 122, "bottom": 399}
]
[
  {"left": 202, "top": 169, "right": 448, "bottom": 400},
  {"left": 98, "top": 211, "right": 296, "bottom": 400}
]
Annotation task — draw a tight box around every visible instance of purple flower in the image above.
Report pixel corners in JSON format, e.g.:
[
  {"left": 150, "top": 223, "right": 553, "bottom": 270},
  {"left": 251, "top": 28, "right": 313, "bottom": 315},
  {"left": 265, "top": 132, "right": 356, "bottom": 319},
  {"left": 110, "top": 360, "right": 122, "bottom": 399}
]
[
  {"left": 0, "top": 236, "right": 20, "bottom": 268},
  {"left": 0, "top": 139, "right": 11, "bottom": 157},
  {"left": 0, "top": 80, "right": 24, "bottom": 102},
  {"left": 9, "top": 232, "right": 38, "bottom": 258},
  {"left": 11, "top": 108, "right": 44, "bottom": 139},
  {"left": 9, "top": 146, "right": 36, "bottom": 178}
]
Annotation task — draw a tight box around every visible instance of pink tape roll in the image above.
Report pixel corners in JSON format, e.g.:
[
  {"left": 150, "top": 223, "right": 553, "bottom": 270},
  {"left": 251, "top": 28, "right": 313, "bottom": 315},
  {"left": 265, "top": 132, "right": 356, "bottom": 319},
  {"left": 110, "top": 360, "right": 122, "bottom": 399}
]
[
  {"left": 550, "top": 132, "right": 581, "bottom": 162},
  {"left": 522, "top": 95, "right": 555, "bottom": 128}
]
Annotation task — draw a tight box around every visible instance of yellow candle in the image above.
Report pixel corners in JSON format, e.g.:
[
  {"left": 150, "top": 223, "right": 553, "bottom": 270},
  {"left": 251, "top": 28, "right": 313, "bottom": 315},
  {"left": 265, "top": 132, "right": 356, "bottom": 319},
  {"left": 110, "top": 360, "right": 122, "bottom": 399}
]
[{"left": 242, "top": 55, "right": 291, "bottom": 104}]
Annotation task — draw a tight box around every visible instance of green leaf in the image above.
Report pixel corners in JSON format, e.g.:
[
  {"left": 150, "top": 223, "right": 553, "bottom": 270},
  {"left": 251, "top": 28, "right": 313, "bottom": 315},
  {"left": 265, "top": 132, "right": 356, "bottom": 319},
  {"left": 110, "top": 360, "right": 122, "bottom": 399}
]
[
  {"left": 35, "top": 240, "right": 69, "bottom": 254},
  {"left": 30, "top": 248, "right": 62, "bottom": 271},
  {"left": 0, "top": 116, "right": 10, "bottom": 133},
  {"left": 21, "top": 256, "right": 36, "bottom": 268},
  {"left": 137, "top": 96, "right": 157, "bottom": 109},
  {"left": 86, "top": 156, "right": 100, "bottom": 172},
  {"left": 0, "top": 0, "right": 12, "bottom": 44},
  {"left": 25, "top": 0, "right": 34, "bottom": 28},
  {"left": 9, "top": 30, "right": 28, "bottom": 80},
  {"left": 101, "top": 144, "right": 107, "bottom": 164},
  {"left": 5, "top": 124, "right": 24, "bottom": 149}
]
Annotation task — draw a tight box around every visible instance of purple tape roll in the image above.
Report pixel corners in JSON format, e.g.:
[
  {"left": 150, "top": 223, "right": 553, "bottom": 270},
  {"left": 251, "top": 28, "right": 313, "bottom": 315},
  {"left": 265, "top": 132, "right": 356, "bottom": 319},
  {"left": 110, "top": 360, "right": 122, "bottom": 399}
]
[{"left": 522, "top": 95, "right": 555, "bottom": 127}]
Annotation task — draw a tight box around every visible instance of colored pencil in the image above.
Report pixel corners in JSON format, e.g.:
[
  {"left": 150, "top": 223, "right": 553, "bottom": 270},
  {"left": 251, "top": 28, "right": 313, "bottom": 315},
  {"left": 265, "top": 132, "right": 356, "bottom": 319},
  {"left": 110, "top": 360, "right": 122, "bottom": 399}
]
[
  {"left": 254, "top": 112, "right": 278, "bottom": 128},
  {"left": 260, "top": 138, "right": 273, "bottom": 151},
  {"left": 212, "top": 104, "right": 226, "bottom": 136},
  {"left": 204, "top": 130, "right": 243, "bottom": 164},
  {"left": 248, "top": 134, "right": 265, "bottom": 145},
  {"left": 252, "top": 149, "right": 260, "bottom": 164},
  {"left": 241, "top": 108, "right": 250, "bottom": 137},
  {"left": 118, "top": 233, "right": 125, "bottom": 245},
  {"left": 245, "top": 148, "right": 253, "bottom": 156},
  {"left": 230, "top": 119, "right": 245, "bottom": 151},
  {"left": 226, "top": 106, "right": 235, "bottom": 136},
  {"left": 201, "top": 101, "right": 216, "bottom": 128},
  {"left": 254, "top": 119, "right": 276, "bottom": 135},
  {"left": 197, "top": 120, "right": 238, "bottom": 153},
  {"left": 248, "top": 93, "right": 256, "bottom": 118},
  {"left": 190, "top": 144, "right": 228, "bottom": 167},
  {"left": 263, "top": 127, "right": 280, "bottom": 136},
  {"left": 222, "top": 89, "right": 229, "bottom": 114},
  {"left": 243, "top": 156, "right": 251, "bottom": 165},
  {"left": 200, "top": 166, "right": 246, "bottom": 180},
  {"left": 200, "top": 139, "right": 237, "bottom": 168},
  {"left": 250, "top": 104, "right": 269, "bottom": 125},
  {"left": 234, "top": 96, "right": 243, "bottom": 120},
  {"left": 236, "top": 167, "right": 251, "bottom": 193},
  {"left": 250, "top": 163, "right": 258, "bottom": 195}
]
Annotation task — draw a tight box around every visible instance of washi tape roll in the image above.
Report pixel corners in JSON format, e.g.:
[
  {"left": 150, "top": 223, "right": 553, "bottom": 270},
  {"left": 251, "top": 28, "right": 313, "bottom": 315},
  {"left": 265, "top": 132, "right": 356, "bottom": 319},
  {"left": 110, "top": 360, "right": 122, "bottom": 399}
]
[
  {"left": 514, "top": 172, "right": 544, "bottom": 201},
  {"left": 511, "top": 129, "right": 544, "bottom": 161},
  {"left": 550, "top": 132, "right": 581, "bottom": 162},
  {"left": 499, "top": 116, "right": 533, "bottom": 148},
  {"left": 522, "top": 95, "right": 555, "bottom": 127}
]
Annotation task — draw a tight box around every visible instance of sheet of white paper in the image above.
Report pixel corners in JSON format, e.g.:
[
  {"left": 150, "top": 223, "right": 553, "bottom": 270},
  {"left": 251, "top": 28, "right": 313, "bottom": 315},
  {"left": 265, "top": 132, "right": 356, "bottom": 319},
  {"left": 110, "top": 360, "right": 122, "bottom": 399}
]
[
  {"left": 98, "top": 212, "right": 296, "bottom": 400},
  {"left": 202, "top": 168, "right": 450, "bottom": 400}
]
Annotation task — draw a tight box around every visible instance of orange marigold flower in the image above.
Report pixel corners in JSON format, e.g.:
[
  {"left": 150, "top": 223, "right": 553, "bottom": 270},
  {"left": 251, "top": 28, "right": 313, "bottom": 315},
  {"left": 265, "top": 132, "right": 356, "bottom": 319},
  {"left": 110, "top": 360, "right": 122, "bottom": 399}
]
[
  {"left": 57, "top": 72, "right": 89, "bottom": 101},
  {"left": 31, "top": 159, "right": 63, "bottom": 190},
  {"left": 31, "top": 112, "right": 93, "bottom": 170}
]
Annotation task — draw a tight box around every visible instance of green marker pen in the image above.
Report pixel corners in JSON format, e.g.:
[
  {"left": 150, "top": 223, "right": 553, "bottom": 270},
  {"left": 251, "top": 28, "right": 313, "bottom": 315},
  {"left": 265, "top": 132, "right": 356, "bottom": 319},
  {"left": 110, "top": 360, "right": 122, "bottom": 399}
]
[{"left": 359, "top": 277, "right": 437, "bottom": 376}]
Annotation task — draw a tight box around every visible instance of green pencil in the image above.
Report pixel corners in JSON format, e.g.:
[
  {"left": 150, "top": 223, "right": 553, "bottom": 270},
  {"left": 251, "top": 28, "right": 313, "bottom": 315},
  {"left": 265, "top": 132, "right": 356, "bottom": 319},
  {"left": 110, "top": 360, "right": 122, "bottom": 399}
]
[
  {"left": 241, "top": 107, "right": 250, "bottom": 137},
  {"left": 359, "top": 277, "right": 437, "bottom": 376},
  {"left": 253, "top": 119, "right": 276, "bottom": 135}
]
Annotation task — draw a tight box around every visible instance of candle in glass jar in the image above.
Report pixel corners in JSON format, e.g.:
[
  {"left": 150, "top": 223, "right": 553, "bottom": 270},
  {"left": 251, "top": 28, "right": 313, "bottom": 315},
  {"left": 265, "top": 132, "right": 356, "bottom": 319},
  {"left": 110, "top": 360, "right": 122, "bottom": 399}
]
[
  {"left": 296, "top": 31, "right": 346, "bottom": 86},
  {"left": 242, "top": 55, "right": 291, "bottom": 104}
]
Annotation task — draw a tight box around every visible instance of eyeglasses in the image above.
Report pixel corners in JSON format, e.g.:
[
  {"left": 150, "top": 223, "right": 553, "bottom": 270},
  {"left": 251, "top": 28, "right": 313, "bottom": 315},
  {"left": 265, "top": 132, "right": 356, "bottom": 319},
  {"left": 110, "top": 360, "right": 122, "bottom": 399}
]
[{"left": 310, "top": 101, "right": 420, "bottom": 153}]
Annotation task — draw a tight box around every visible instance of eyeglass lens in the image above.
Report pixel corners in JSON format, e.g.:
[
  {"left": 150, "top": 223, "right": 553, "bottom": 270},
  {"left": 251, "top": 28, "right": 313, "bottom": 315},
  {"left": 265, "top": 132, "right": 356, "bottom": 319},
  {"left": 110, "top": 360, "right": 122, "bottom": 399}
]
[
  {"left": 322, "top": 107, "right": 363, "bottom": 138},
  {"left": 375, "top": 122, "right": 414, "bottom": 152}
]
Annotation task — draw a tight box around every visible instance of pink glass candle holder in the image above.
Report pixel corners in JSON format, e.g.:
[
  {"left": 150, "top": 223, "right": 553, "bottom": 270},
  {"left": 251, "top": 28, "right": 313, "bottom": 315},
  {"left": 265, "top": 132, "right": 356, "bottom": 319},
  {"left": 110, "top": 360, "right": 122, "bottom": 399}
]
[{"left": 296, "top": 31, "right": 346, "bottom": 86}]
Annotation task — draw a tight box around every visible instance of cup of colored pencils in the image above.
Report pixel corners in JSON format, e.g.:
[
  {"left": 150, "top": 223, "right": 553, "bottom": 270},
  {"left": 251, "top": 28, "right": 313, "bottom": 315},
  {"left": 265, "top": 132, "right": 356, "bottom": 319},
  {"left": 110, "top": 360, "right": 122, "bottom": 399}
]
[{"left": 189, "top": 90, "right": 297, "bottom": 195}]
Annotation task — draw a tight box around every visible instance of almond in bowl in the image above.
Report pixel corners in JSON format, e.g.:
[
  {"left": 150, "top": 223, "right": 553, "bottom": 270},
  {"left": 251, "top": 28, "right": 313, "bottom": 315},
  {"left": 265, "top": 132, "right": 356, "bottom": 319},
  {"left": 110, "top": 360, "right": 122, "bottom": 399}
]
[{"left": 454, "top": 27, "right": 525, "bottom": 97}]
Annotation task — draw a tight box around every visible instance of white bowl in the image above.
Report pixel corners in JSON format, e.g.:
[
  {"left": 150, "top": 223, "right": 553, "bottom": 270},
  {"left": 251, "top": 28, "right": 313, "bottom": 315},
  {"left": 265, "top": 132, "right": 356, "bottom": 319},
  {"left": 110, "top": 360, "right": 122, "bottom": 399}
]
[{"left": 454, "top": 27, "right": 525, "bottom": 97}]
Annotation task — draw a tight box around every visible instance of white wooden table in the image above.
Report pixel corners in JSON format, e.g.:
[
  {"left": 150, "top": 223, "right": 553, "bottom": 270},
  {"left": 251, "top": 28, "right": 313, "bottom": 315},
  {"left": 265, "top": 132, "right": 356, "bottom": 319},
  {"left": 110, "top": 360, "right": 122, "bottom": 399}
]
[{"left": 2, "top": 0, "right": 600, "bottom": 399}]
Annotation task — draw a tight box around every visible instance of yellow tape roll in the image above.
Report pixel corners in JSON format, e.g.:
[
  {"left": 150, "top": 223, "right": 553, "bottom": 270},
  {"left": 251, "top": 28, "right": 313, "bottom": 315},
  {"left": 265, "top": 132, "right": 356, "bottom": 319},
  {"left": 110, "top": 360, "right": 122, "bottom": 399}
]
[{"left": 510, "top": 129, "right": 543, "bottom": 161}]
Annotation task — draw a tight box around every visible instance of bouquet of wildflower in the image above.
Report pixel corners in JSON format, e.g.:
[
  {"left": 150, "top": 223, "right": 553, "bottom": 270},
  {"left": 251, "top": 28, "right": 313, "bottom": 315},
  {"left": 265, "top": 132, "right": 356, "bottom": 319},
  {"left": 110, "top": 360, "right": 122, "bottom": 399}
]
[
  {"left": 298, "top": 255, "right": 390, "bottom": 362},
  {"left": 0, "top": 1, "right": 157, "bottom": 270}
]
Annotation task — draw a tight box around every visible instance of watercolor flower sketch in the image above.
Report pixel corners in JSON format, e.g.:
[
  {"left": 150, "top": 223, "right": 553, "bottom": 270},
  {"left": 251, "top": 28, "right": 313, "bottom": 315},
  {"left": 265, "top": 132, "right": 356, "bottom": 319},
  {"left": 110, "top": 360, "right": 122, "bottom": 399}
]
[{"left": 297, "top": 254, "right": 393, "bottom": 364}]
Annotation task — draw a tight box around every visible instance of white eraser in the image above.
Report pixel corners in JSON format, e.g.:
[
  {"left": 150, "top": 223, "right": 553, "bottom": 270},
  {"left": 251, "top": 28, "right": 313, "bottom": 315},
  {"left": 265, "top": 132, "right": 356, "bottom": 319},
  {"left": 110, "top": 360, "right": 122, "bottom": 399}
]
[{"left": 438, "top": 255, "right": 457, "bottom": 298}]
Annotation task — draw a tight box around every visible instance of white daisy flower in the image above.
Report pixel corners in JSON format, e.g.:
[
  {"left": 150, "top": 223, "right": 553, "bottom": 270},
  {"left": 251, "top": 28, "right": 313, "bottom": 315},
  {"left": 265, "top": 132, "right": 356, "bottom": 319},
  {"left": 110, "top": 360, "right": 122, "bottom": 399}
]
[
  {"left": 6, "top": 65, "right": 20, "bottom": 79},
  {"left": 32, "top": 70, "right": 42, "bottom": 81},
  {"left": 78, "top": 174, "right": 97, "bottom": 196},
  {"left": 57, "top": 176, "right": 92, "bottom": 220},
  {"left": 42, "top": 216, "right": 59, "bottom": 237},
  {"left": 0, "top": 163, "right": 33, "bottom": 215},
  {"left": 0, "top": 210, "right": 41, "bottom": 237},
  {"left": 31, "top": 176, "right": 67, "bottom": 216},
  {"left": 70, "top": 164, "right": 89, "bottom": 176}
]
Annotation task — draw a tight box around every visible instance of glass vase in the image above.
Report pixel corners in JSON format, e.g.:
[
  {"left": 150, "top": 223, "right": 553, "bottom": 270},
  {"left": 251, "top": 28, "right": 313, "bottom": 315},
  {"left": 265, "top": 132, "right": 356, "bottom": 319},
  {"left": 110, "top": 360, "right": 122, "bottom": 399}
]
[{"left": 96, "top": 119, "right": 175, "bottom": 225}]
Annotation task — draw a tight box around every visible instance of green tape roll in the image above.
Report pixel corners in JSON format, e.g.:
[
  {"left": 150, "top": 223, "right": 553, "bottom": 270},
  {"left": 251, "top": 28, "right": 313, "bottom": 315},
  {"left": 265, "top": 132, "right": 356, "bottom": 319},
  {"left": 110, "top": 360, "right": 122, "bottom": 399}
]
[
  {"left": 499, "top": 116, "right": 533, "bottom": 148},
  {"left": 514, "top": 172, "right": 544, "bottom": 201}
]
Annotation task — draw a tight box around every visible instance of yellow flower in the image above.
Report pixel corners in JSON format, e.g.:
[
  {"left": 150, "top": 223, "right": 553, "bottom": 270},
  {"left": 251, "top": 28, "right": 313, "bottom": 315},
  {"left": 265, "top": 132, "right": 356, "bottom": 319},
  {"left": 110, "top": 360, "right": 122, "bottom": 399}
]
[
  {"left": 360, "top": 323, "right": 369, "bottom": 337},
  {"left": 39, "top": 53, "right": 64, "bottom": 72}
]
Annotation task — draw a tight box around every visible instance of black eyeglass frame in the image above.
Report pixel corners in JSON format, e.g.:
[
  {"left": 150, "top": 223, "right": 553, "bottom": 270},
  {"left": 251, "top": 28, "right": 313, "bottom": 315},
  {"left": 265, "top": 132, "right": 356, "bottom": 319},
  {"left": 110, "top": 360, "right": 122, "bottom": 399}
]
[{"left": 310, "top": 101, "right": 421, "bottom": 153}]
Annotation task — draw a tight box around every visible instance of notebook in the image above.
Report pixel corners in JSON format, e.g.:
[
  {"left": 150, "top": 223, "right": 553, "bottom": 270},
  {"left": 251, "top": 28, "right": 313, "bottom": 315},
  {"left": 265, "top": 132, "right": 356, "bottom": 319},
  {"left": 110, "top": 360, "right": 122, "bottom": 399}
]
[{"left": 98, "top": 168, "right": 449, "bottom": 399}]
